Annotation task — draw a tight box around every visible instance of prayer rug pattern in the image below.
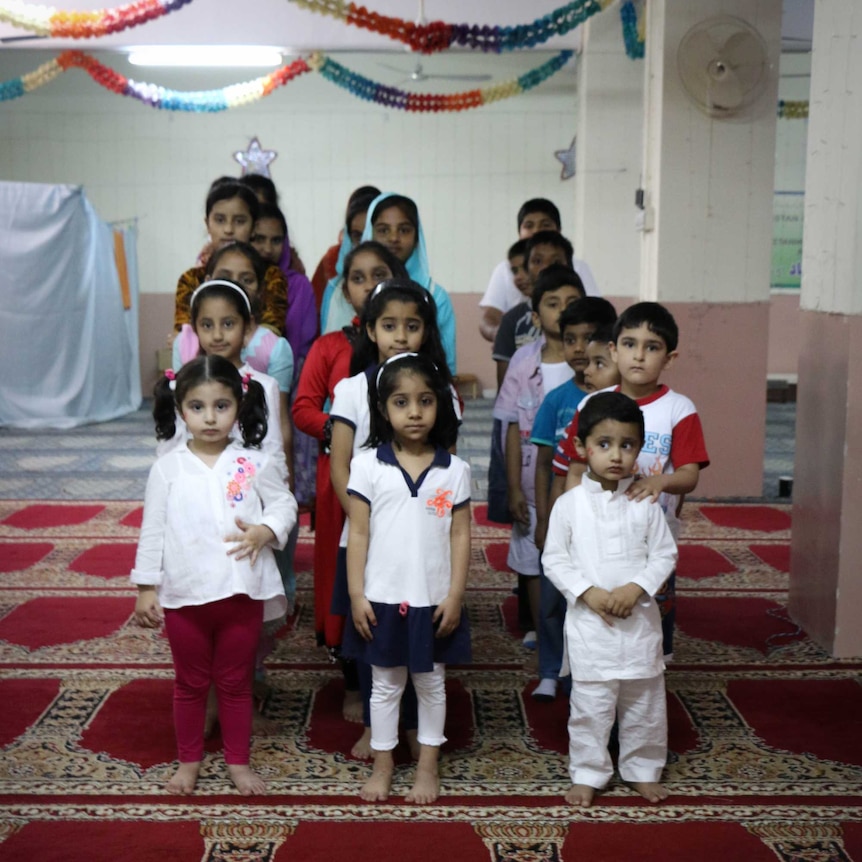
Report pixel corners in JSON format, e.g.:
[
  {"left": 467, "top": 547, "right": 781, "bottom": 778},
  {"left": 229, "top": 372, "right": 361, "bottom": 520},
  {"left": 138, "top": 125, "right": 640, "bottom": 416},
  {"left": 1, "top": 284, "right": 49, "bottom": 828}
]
[{"left": 1, "top": 500, "right": 861, "bottom": 861}]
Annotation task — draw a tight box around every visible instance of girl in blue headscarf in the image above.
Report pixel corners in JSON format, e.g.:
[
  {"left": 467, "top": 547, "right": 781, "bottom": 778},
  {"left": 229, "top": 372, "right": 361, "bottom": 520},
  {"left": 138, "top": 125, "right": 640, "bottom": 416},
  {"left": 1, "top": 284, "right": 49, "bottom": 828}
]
[{"left": 321, "top": 191, "right": 457, "bottom": 375}]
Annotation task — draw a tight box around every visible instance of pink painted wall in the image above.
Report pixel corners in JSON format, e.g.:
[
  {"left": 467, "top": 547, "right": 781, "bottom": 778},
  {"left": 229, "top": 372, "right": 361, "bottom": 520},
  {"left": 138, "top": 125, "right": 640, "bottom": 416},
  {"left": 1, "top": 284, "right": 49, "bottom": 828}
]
[{"left": 789, "top": 311, "right": 862, "bottom": 657}]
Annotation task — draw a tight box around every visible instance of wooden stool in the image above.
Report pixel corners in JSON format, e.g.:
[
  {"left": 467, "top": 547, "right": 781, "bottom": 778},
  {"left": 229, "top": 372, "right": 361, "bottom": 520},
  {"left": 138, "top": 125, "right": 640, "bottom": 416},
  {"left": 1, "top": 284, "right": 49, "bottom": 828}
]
[{"left": 453, "top": 373, "right": 481, "bottom": 399}]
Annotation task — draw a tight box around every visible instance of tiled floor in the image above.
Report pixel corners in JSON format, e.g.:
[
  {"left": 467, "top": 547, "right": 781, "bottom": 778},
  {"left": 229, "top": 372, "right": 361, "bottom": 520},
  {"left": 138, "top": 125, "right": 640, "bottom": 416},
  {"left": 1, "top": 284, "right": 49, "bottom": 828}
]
[{"left": 0, "top": 398, "right": 795, "bottom": 502}]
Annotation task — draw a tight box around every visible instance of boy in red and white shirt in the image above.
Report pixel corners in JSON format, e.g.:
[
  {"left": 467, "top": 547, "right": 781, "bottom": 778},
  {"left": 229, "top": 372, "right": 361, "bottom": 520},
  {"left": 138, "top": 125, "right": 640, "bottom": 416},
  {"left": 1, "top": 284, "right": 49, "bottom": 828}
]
[{"left": 549, "top": 302, "right": 709, "bottom": 658}]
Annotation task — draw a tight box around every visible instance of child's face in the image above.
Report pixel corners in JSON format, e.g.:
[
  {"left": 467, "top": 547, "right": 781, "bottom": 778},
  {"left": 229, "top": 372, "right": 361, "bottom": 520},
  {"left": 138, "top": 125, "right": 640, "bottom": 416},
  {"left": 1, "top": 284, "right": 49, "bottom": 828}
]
[
  {"left": 518, "top": 211, "right": 558, "bottom": 239},
  {"left": 380, "top": 370, "right": 438, "bottom": 448},
  {"left": 610, "top": 323, "right": 676, "bottom": 395},
  {"left": 372, "top": 205, "right": 417, "bottom": 263},
  {"left": 343, "top": 251, "right": 394, "bottom": 315},
  {"left": 527, "top": 244, "right": 569, "bottom": 284},
  {"left": 562, "top": 322, "right": 595, "bottom": 375},
  {"left": 575, "top": 419, "right": 641, "bottom": 492},
  {"left": 583, "top": 340, "right": 620, "bottom": 392},
  {"left": 532, "top": 286, "right": 583, "bottom": 340},
  {"left": 194, "top": 296, "right": 247, "bottom": 367},
  {"left": 206, "top": 197, "right": 253, "bottom": 248},
  {"left": 367, "top": 300, "right": 425, "bottom": 362},
  {"left": 348, "top": 211, "right": 367, "bottom": 247},
  {"left": 250, "top": 217, "right": 285, "bottom": 264},
  {"left": 180, "top": 381, "right": 238, "bottom": 454},
  {"left": 209, "top": 250, "right": 259, "bottom": 301},
  {"left": 509, "top": 254, "right": 529, "bottom": 295}
]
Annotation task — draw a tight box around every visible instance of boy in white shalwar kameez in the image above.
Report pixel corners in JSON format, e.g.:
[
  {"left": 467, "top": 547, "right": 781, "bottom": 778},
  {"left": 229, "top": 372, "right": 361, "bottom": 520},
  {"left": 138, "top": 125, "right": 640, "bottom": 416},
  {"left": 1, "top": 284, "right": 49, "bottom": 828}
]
[{"left": 542, "top": 391, "right": 677, "bottom": 808}]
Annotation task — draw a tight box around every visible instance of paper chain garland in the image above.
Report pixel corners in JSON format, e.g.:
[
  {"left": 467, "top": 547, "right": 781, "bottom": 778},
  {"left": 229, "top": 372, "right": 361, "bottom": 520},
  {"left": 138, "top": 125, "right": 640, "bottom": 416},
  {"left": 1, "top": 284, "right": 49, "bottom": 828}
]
[
  {"left": 288, "top": 0, "right": 609, "bottom": 54},
  {"left": 0, "top": 0, "right": 192, "bottom": 38},
  {"left": 0, "top": 49, "right": 573, "bottom": 112},
  {"left": 620, "top": 1, "right": 645, "bottom": 60}
]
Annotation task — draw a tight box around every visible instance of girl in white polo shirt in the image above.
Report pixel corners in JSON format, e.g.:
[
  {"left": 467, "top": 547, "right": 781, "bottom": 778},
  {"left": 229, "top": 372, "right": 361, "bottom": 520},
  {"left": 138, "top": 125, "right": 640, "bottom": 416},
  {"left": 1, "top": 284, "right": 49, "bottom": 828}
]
[{"left": 343, "top": 352, "right": 471, "bottom": 806}]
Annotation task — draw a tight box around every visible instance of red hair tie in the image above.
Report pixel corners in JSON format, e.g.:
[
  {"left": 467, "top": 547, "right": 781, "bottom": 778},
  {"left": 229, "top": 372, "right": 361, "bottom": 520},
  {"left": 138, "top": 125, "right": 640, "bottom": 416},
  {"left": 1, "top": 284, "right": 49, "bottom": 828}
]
[
  {"left": 164, "top": 369, "right": 176, "bottom": 391},
  {"left": 241, "top": 372, "right": 252, "bottom": 393}
]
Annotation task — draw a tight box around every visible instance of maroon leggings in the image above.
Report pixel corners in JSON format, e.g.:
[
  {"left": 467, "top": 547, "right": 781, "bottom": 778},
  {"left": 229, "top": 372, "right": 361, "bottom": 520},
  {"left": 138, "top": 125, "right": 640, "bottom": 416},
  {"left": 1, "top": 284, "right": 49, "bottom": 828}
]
[{"left": 164, "top": 595, "right": 263, "bottom": 765}]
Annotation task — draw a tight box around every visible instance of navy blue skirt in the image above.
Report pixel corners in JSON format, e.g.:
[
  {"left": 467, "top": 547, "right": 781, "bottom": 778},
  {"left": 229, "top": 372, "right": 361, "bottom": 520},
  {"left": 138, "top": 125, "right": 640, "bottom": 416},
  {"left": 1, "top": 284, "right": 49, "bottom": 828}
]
[
  {"left": 330, "top": 546, "right": 350, "bottom": 617},
  {"left": 342, "top": 601, "right": 472, "bottom": 674}
]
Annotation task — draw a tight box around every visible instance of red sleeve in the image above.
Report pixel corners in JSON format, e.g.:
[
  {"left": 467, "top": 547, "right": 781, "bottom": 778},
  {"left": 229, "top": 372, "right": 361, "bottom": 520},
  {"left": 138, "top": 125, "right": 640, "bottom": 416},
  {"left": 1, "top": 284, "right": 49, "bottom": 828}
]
[
  {"left": 292, "top": 337, "right": 341, "bottom": 439},
  {"left": 670, "top": 412, "right": 710, "bottom": 470},
  {"left": 550, "top": 411, "right": 582, "bottom": 476}
]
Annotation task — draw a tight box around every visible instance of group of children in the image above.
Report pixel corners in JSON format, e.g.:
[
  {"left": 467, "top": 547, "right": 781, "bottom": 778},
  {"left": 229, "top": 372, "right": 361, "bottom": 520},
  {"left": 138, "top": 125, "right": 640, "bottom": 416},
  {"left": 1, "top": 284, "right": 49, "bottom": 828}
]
[{"left": 130, "top": 184, "right": 709, "bottom": 809}]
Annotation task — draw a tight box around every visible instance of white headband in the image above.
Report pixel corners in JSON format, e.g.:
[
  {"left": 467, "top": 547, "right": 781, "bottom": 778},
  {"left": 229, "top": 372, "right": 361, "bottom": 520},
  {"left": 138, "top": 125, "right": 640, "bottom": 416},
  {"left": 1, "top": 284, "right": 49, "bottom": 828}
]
[
  {"left": 190, "top": 279, "right": 252, "bottom": 315},
  {"left": 373, "top": 352, "right": 442, "bottom": 389}
]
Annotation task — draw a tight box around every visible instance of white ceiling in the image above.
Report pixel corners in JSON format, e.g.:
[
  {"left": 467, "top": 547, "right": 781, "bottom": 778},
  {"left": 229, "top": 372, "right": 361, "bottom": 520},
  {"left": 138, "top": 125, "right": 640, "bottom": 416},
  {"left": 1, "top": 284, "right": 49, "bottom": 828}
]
[{"left": 0, "top": 0, "right": 813, "bottom": 54}]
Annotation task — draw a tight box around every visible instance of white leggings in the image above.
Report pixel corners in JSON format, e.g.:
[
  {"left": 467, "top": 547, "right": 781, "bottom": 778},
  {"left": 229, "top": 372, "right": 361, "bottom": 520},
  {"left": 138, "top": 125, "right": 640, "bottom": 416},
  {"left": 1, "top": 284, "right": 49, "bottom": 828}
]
[
  {"left": 568, "top": 675, "right": 667, "bottom": 788},
  {"left": 370, "top": 664, "right": 447, "bottom": 751}
]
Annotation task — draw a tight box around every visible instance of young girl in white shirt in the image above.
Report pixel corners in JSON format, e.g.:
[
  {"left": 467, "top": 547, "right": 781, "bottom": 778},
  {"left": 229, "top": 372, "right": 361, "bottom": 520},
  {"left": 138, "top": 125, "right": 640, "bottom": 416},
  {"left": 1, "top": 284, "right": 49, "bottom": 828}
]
[
  {"left": 344, "top": 352, "right": 471, "bottom": 805},
  {"left": 132, "top": 356, "right": 297, "bottom": 796}
]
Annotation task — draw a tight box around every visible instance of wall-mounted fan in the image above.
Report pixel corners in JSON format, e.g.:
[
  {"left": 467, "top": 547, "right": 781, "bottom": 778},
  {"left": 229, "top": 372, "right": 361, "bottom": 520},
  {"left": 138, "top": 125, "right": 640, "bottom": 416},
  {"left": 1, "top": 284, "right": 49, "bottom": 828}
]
[{"left": 676, "top": 15, "right": 771, "bottom": 118}]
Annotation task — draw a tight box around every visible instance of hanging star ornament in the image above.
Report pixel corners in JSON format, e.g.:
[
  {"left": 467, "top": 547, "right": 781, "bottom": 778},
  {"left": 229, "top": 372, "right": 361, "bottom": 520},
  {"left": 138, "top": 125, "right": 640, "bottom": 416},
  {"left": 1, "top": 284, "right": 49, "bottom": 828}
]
[
  {"left": 554, "top": 137, "right": 576, "bottom": 180},
  {"left": 233, "top": 137, "right": 278, "bottom": 177}
]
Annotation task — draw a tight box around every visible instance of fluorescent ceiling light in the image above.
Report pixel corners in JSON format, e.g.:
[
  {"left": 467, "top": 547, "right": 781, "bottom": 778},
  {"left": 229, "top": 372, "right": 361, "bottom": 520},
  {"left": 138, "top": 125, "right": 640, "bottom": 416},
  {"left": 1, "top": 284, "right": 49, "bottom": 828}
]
[{"left": 127, "top": 46, "right": 283, "bottom": 68}]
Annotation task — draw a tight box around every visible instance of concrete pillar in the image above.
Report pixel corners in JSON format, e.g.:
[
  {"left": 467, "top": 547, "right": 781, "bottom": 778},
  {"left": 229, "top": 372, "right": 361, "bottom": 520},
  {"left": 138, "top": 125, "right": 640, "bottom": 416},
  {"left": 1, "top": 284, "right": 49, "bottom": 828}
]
[
  {"left": 639, "top": 0, "right": 782, "bottom": 497},
  {"left": 788, "top": 0, "right": 862, "bottom": 657},
  {"left": 573, "top": 7, "right": 644, "bottom": 297}
]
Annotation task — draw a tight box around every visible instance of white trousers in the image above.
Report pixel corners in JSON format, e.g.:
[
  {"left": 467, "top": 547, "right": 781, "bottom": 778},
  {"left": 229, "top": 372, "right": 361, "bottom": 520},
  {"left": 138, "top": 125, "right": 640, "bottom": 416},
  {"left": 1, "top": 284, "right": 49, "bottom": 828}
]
[
  {"left": 370, "top": 663, "right": 447, "bottom": 751},
  {"left": 568, "top": 674, "right": 667, "bottom": 788}
]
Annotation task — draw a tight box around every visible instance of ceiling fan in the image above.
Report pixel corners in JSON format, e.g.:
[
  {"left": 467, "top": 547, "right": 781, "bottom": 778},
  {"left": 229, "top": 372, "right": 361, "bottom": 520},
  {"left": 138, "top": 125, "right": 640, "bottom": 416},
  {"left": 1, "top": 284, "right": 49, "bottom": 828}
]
[{"left": 376, "top": 0, "right": 493, "bottom": 86}]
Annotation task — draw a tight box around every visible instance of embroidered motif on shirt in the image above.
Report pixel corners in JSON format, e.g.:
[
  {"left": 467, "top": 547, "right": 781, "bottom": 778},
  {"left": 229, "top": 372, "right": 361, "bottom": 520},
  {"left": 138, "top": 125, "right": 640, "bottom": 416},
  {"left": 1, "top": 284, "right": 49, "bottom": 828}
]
[
  {"left": 226, "top": 456, "right": 256, "bottom": 506},
  {"left": 426, "top": 489, "right": 453, "bottom": 517}
]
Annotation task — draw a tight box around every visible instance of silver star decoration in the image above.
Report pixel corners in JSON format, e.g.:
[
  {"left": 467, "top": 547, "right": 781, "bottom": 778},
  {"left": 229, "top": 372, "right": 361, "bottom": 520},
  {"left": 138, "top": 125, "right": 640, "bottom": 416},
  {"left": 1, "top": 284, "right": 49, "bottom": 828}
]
[
  {"left": 554, "top": 137, "right": 576, "bottom": 180},
  {"left": 233, "top": 137, "right": 277, "bottom": 177}
]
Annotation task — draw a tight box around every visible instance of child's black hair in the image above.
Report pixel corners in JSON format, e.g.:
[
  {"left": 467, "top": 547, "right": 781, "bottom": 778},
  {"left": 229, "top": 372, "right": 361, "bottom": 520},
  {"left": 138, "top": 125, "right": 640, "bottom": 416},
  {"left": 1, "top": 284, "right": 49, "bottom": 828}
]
[
  {"left": 558, "top": 296, "right": 618, "bottom": 335},
  {"left": 517, "top": 198, "right": 561, "bottom": 231},
  {"left": 531, "top": 264, "right": 585, "bottom": 312},
  {"left": 587, "top": 323, "right": 616, "bottom": 345},
  {"left": 189, "top": 279, "right": 253, "bottom": 331},
  {"left": 577, "top": 391, "right": 645, "bottom": 445},
  {"left": 366, "top": 353, "right": 459, "bottom": 450},
  {"left": 612, "top": 301, "right": 679, "bottom": 352},
  {"left": 525, "top": 230, "right": 574, "bottom": 270},
  {"left": 205, "top": 180, "right": 259, "bottom": 223},
  {"left": 508, "top": 239, "right": 528, "bottom": 260},
  {"left": 239, "top": 173, "right": 279, "bottom": 206},
  {"left": 341, "top": 241, "right": 408, "bottom": 300},
  {"left": 204, "top": 244, "right": 268, "bottom": 319},
  {"left": 152, "top": 355, "right": 268, "bottom": 447},
  {"left": 349, "top": 278, "right": 451, "bottom": 381},
  {"left": 346, "top": 185, "right": 382, "bottom": 227},
  {"left": 254, "top": 202, "right": 287, "bottom": 236}
]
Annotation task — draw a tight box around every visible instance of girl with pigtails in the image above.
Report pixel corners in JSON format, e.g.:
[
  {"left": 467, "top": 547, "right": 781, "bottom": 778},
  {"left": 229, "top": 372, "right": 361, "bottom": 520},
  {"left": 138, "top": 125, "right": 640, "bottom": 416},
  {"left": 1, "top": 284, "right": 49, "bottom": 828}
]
[{"left": 131, "top": 355, "right": 297, "bottom": 796}]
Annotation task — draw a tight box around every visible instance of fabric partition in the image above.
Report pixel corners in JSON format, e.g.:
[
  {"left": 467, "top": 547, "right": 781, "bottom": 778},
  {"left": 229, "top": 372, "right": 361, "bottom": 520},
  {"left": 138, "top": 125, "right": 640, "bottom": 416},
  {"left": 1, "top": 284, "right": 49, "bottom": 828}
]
[{"left": 0, "top": 182, "right": 141, "bottom": 428}]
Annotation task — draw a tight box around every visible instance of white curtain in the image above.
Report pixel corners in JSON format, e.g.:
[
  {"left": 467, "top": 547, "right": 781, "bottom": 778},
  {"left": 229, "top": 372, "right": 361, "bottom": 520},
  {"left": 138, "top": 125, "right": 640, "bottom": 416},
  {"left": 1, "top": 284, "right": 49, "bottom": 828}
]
[{"left": 0, "top": 182, "right": 141, "bottom": 428}]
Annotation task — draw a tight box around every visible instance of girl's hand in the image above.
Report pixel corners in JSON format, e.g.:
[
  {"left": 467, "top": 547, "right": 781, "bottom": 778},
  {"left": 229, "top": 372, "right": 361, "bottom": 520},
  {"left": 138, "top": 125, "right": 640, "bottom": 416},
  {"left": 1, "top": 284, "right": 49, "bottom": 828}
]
[
  {"left": 225, "top": 517, "right": 277, "bottom": 566},
  {"left": 508, "top": 488, "right": 530, "bottom": 526},
  {"left": 135, "top": 588, "right": 163, "bottom": 628},
  {"left": 432, "top": 595, "right": 462, "bottom": 638},
  {"left": 351, "top": 597, "right": 377, "bottom": 641}
]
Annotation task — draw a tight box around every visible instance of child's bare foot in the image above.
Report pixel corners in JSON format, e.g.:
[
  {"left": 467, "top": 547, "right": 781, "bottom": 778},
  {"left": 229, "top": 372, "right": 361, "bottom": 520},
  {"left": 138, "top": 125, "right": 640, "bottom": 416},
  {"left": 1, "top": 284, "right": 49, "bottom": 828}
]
[
  {"left": 166, "top": 762, "right": 200, "bottom": 794},
  {"left": 565, "top": 784, "right": 596, "bottom": 807},
  {"left": 204, "top": 687, "right": 219, "bottom": 738},
  {"left": 406, "top": 744, "right": 440, "bottom": 804},
  {"left": 404, "top": 728, "right": 421, "bottom": 761},
  {"left": 405, "top": 764, "right": 439, "bottom": 804},
  {"left": 360, "top": 753, "right": 394, "bottom": 802},
  {"left": 350, "top": 726, "right": 373, "bottom": 759},
  {"left": 629, "top": 781, "right": 668, "bottom": 803},
  {"left": 227, "top": 764, "right": 267, "bottom": 796},
  {"left": 342, "top": 689, "right": 363, "bottom": 723}
]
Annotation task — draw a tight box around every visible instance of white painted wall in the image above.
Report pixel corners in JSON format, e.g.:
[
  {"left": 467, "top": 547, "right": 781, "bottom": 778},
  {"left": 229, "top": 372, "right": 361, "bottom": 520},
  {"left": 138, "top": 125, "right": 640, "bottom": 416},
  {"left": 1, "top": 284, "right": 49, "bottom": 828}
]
[{"left": 0, "top": 50, "right": 579, "bottom": 303}]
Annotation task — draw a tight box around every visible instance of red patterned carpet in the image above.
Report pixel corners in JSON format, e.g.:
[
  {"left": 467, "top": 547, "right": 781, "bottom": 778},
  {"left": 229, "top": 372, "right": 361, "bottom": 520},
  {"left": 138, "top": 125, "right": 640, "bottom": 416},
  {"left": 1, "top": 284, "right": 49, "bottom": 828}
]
[{"left": 1, "top": 499, "right": 861, "bottom": 861}]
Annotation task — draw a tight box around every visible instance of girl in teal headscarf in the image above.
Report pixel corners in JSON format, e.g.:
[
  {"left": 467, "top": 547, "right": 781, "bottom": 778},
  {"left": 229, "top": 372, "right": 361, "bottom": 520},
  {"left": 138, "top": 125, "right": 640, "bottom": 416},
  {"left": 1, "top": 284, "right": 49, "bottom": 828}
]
[
  {"left": 360, "top": 192, "right": 456, "bottom": 373},
  {"left": 323, "top": 191, "right": 457, "bottom": 374}
]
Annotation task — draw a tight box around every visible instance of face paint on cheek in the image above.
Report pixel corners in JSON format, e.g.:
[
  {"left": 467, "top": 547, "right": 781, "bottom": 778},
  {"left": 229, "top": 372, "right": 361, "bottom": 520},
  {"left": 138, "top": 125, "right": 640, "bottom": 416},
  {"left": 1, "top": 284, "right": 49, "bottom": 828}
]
[{"left": 587, "top": 447, "right": 594, "bottom": 457}]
